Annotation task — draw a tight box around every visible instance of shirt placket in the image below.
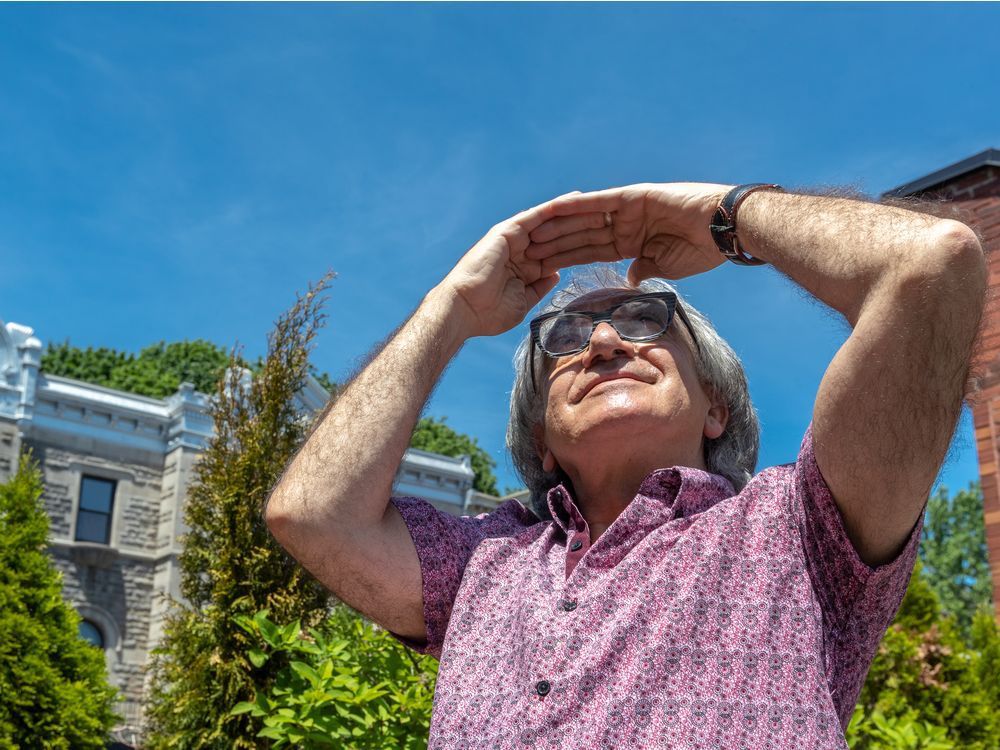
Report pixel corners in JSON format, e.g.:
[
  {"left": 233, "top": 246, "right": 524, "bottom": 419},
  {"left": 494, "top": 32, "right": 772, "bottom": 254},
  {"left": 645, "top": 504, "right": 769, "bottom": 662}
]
[
  {"left": 562, "top": 495, "right": 592, "bottom": 580},
  {"left": 528, "top": 515, "right": 594, "bottom": 734}
]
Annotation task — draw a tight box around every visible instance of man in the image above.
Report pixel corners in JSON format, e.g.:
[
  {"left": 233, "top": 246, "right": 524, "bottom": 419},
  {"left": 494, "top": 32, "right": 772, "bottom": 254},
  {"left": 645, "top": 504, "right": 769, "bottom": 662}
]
[{"left": 265, "top": 182, "right": 986, "bottom": 749}]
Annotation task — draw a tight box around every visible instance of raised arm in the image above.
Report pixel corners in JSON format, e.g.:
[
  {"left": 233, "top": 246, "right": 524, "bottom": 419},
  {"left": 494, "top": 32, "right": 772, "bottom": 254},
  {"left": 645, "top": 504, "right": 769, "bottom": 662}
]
[
  {"left": 525, "top": 183, "right": 987, "bottom": 566},
  {"left": 264, "top": 199, "right": 567, "bottom": 641},
  {"left": 737, "top": 190, "right": 986, "bottom": 565}
]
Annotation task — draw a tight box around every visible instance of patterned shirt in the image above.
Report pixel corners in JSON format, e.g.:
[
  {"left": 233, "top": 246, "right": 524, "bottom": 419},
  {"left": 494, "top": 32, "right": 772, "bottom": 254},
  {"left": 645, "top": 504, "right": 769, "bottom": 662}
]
[{"left": 389, "top": 425, "right": 920, "bottom": 749}]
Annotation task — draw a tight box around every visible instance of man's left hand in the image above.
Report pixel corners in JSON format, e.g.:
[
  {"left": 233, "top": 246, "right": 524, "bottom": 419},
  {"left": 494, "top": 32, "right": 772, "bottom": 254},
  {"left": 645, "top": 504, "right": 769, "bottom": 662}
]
[{"left": 526, "top": 182, "right": 735, "bottom": 282}]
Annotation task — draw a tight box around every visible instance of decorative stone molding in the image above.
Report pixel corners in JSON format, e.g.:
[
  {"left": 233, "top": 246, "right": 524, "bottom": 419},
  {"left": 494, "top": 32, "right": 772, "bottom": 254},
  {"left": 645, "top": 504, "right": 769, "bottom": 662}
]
[
  {"left": 0, "top": 320, "right": 42, "bottom": 423},
  {"left": 70, "top": 541, "right": 121, "bottom": 570}
]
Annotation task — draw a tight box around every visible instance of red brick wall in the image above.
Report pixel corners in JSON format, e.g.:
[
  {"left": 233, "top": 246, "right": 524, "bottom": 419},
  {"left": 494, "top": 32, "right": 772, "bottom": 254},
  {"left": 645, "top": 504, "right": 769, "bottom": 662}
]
[{"left": 919, "top": 165, "right": 1000, "bottom": 615}]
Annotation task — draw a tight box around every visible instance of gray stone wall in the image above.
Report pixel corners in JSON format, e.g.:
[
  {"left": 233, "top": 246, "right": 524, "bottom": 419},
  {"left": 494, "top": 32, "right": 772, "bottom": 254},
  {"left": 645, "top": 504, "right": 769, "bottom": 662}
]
[
  {"left": 0, "top": 421, "right": 17, "bottom": 480},
  {"left": 51, "top": 548, "right": 157, "bottom": 704},
  {"left": 41, "top": 477, "right": 74, "bottom": 539},
  {"left": 27, "top": 438, "right": 170, "bottom": 706},
  {"left": 28, "top": 441, "right": 164, "bottom": 551}
]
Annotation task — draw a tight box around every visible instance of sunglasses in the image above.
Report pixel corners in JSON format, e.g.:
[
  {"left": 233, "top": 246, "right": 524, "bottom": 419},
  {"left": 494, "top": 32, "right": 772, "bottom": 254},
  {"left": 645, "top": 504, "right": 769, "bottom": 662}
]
[{"left": 528, "top": 291, "right": 700, "bottom": 391}]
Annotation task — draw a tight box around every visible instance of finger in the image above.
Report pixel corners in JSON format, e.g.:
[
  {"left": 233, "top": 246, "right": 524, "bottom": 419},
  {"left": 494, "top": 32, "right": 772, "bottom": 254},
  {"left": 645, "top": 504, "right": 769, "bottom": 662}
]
[
  {"left": 529, "top": 212, "right": 610, "bottom": 244},
  {"left": 498, "top": 189, "right": 618, "bottom": 256},
  {"left": 525, "top": 272, "right": 560, "bottom": 309},
  {"left": 626, "top": 257, "right": 663, "bottom": 285},
  {"left": 506, "top": 191, "right": 585, "bottom": 236},
  {"left": 546, "top": 187, "right": 625, "bottom": 216},
  {"left": 537, "top": 244, "right": 623, "bottom": 275},
  {"left": 526, "top": 225, "right": 616, "bottom": 259}
]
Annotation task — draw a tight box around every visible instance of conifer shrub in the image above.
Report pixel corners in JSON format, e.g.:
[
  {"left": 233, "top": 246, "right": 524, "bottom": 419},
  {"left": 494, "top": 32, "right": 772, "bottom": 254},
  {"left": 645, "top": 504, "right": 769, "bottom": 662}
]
[
  {"left": 144, "top": 274, "right": 335, "bottom": 749},
  {"left": 0, "top": 455, "right": 118, "bottom": 748}
]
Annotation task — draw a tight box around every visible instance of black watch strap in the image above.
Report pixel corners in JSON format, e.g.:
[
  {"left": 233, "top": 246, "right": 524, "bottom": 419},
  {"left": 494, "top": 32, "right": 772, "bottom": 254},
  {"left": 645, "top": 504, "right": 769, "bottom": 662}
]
[{"left": 710, "top": 183, "right": 784, "bottom": 266}]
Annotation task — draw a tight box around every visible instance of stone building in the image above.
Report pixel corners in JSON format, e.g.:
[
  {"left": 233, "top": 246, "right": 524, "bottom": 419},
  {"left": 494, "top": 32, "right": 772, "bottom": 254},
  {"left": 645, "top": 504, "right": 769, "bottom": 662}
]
[
  {"left": 0, "top": 317, "right": 509, "bottom": 738},
  {"left": 885, "top": 147, "right": 1000, "bottom": 615}
]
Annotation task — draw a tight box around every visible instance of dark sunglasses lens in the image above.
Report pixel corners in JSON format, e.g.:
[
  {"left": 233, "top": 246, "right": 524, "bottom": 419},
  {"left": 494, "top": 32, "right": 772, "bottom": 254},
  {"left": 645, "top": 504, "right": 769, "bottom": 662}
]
[
  {"left": 539, "top": 314, "right": 593, "bottom": 355},
  {"left": 611, "top": 297, "right": 673, "bottom": 338}
]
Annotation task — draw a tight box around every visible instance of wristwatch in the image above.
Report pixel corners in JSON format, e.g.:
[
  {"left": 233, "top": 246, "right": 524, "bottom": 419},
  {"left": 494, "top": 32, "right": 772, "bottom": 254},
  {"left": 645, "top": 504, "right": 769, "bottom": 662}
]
[{"left": 710, "top": 183, "right": 784, "bottom": 266}]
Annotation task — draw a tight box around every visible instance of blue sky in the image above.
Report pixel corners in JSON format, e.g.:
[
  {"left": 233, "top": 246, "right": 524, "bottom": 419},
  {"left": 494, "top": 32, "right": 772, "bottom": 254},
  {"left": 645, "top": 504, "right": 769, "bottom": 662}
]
[{"left": 1, "top": 3, "right": 995, "bottom": 496}]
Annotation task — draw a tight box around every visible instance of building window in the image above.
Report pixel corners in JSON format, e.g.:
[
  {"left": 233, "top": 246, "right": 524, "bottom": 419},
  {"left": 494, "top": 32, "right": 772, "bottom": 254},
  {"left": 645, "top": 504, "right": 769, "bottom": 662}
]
[
  {"left": 78, "top": 619, "right": 104, "bottom": 649},
  {"left": 76, "top": 475, "right": 116, "bottom": 544}
]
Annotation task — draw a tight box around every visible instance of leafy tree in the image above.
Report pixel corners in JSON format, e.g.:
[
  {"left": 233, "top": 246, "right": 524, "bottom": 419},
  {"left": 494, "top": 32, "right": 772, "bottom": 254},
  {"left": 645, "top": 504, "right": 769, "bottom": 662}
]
[
  {"left": 919, "top": 482, "right": 993, "bottom": 634},
  {"left": 42, "top": 339, "right": 232, "bottom": 399},
  {"left": 231, "top": 607, "right": 436, "bottom": 749},
  {"left": 410, "top": 417, "right": 499, "bottom": 496},
  {"left": 0, "top": 455, "right": 118, "bottom": 748},
  {"left": 42, "top": 339, "right": 337, "bottom": 401},
  {"left": 144, "top": 274, "right": 335, "bottom": 750}
]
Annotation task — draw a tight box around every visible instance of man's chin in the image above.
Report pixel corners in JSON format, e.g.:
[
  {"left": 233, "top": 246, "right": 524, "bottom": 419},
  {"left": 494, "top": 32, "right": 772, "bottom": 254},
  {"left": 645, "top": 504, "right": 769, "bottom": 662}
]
[{"left": 570, "top": 409, "right": 671, "bottom": 441}]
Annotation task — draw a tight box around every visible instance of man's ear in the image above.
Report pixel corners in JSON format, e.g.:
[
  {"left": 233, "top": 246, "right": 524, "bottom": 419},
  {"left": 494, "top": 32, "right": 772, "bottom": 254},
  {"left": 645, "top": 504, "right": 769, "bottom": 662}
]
[
  {"left": 533, "top": 425, "right": 559, "bottom": 473},
  {"left": 704, "top": 391, "right": 729, "bottom": 441}
]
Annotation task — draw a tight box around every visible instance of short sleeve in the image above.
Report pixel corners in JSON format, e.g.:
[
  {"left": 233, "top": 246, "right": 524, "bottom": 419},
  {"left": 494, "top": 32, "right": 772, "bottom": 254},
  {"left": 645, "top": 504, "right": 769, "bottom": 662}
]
[
  {"left": 791, "top": 422, "right": 923, "bottom": 728},
  {"left": 387, "top": 496, "right": 537, "bottom": 659}
]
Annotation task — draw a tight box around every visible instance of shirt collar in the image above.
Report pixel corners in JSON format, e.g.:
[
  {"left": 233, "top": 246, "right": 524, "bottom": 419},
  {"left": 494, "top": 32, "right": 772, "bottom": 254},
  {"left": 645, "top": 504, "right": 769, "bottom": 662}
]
[{"left": 545, "top": 465, "right": 736, "bottom": 536}]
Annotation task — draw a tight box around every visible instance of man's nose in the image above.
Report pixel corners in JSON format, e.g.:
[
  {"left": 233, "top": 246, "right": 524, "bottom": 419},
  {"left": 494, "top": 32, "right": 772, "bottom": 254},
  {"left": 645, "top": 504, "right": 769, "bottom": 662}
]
[{"left": 581, "top": 322, "right": 635, "bottom": 367}]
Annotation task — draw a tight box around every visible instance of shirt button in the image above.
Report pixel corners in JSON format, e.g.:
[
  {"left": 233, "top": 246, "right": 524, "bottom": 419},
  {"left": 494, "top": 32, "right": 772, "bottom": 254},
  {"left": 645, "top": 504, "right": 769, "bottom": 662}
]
[
  {"left": 570, "top": 540, "right": 583, "bottom": 551},
  {"left": 535, "top": 680, "right": 551, "bottom": 697},
  {"left": 561, "top": 599, "right": 578, "bottom": 612}
]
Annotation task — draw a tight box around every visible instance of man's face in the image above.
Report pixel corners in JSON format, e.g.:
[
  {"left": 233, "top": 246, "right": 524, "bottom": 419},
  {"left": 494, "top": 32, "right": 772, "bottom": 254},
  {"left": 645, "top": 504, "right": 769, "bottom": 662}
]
[{"left": 537, "top": 288, "right": 721, "bottom": 473}]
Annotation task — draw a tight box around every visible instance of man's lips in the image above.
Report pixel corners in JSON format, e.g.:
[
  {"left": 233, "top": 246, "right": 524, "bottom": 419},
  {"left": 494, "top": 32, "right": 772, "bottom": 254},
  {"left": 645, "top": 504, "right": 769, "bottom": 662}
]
[{"left": 578, "top": 372, "right": 650, "bottom": 400}]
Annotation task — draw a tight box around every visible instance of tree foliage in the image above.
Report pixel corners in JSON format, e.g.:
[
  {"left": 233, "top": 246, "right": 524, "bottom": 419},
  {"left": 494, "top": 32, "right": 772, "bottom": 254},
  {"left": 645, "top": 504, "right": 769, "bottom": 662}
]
[
  {"left": 144, "top": 274, "right": 335, "bottom": 750},
  {"left": 919, "top": 482, "right": 993, "bottom": 635},
  {"left": 0, "top": 455, "right": 118, "bottom": 749},
  {"left": 410, "top": 417, "right": 499, "bottom": 496},
  {"left": 231, "top": 607, "right": 436, "bottom": 749},
  {"left": 41, "top": 339, "right": 233, "bottom": 399},
  {"left": 42, "top": 339, "right": 337, "bottom": 401}
]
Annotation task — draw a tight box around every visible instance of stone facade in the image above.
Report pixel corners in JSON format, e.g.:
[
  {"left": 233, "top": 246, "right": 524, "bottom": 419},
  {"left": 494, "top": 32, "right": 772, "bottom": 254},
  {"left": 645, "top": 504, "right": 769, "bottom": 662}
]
[
  {"left": 885, "top": 148, "right": 1000, "bottom": 616},
  {"left": 0, "top": 317, "right": 509, "bottom": 738}
]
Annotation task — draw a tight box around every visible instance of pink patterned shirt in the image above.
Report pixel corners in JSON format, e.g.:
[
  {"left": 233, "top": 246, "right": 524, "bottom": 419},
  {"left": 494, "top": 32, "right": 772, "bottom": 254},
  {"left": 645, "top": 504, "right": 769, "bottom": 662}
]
[{"left": 390, "top": 425, "right": 920, "bottom": 749}]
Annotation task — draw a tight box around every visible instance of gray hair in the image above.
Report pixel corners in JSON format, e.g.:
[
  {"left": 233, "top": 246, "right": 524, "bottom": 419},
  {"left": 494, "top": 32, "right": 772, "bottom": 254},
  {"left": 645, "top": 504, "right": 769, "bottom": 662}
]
[{"left": 506, "top": 268, "right": 759, "bottom": 521}]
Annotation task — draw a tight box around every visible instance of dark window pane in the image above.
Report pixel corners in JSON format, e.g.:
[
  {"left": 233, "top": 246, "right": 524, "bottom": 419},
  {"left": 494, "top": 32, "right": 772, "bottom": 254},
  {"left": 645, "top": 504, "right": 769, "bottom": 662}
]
[
  {"left": 75, "top": 510, "right": 110, "bottom": 544},
  {"left": 79, "top": 620, "right": 104, "bottom": 648},
  {"left": 80, "top": 476, "right": 115, "bottom": 513}
]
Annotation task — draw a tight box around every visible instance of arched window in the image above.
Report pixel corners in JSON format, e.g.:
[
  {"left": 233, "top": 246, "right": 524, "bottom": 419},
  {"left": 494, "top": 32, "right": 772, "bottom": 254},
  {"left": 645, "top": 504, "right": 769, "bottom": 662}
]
[{"left": 78, "top": 619, "right": 104, "bottom": 649}]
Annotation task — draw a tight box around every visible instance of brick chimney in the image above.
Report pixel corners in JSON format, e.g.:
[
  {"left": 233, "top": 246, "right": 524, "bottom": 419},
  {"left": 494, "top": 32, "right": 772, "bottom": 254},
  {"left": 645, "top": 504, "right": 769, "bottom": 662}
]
[{"left": 885, "top": 148, "right": 1000, "bottom": 615}]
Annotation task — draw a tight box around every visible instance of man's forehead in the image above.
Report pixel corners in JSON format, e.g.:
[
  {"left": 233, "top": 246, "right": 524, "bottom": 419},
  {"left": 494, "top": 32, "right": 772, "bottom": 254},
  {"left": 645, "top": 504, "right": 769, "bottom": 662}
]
[{"left": 563, "top": 287, "right": 640, "bottom": 312}]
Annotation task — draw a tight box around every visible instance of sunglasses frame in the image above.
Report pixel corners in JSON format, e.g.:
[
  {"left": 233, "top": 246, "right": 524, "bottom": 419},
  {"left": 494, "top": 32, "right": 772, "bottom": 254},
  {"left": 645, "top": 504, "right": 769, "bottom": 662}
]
[{"left": 528, "top": 291, "right": 700, "bottom": 392}]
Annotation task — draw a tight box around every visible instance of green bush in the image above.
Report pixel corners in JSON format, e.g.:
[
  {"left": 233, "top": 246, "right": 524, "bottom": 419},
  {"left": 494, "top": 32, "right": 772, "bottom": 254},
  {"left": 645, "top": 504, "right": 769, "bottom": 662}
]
[
  {"left": 847, "top": 708, "right": 954, "bottom": 750},
  {"left": 0, "top": 455, "right": 118, "bottom": 748},
  {"left": 232, "top": 607, "right": 437, "bottom": 749},
  {"left": 850, "top": 563, "right": 1000, "bottom": 750}
]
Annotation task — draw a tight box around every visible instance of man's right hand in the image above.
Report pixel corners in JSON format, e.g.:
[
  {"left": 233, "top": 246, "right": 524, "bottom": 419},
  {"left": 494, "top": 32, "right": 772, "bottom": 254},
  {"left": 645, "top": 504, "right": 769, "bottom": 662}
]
[{"left": 438, "top": 193, "right": 612, "bottom": 338}]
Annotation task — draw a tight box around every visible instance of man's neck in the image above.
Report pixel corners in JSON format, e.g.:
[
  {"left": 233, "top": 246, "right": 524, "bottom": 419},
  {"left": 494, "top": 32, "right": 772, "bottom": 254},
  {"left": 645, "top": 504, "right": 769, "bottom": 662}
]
[
  {"left": 560, "top": 444, "right": 708, "bottom": 542},
  {"left": 565, "top": 465, "right": 651, "bottom": 542}
]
